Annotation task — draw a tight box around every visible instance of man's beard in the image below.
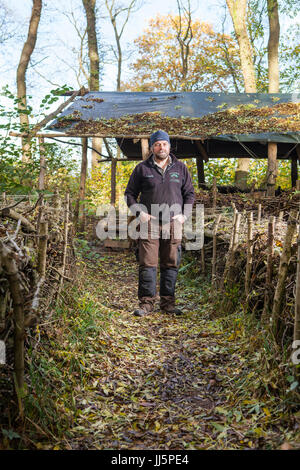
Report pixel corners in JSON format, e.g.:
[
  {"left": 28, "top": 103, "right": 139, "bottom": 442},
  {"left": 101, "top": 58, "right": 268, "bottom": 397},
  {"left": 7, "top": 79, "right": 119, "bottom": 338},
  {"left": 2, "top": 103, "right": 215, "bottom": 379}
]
[{"left": 154, "top": 151, "right": 169, "bottom": 160}]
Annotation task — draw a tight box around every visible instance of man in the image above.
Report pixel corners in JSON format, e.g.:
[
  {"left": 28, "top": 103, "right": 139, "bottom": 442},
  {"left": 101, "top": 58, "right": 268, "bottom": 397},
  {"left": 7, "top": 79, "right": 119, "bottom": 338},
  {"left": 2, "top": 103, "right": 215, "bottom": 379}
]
[{"left": 124, "top": 130, "right": 195, "bottom": 317}]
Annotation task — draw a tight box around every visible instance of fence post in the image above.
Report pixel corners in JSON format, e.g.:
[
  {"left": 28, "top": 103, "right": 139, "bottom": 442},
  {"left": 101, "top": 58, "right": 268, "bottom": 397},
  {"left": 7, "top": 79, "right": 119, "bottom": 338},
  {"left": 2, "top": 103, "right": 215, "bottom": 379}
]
[
  {"left": 212, "top": 214, "right": 221, "bottom": 286},
  {"left": 262, "top": 216, "right": 275, "bottom": 321},
  {"left": 272, "top": 210, "right": 298, "bottom": 339},
  {"left": 245, "top": 212, "right": 254, "bottom": 299},
  {"left": 294, "top": 220, "right": 300, "bottom": 342}
]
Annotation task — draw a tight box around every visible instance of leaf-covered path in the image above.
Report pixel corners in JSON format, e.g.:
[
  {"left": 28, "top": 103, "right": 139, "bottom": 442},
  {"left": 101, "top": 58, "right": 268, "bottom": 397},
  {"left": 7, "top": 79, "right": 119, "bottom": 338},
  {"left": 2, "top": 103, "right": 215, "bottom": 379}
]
[{"left": 26, "top": 248, "right": 298, "bottom": 450}]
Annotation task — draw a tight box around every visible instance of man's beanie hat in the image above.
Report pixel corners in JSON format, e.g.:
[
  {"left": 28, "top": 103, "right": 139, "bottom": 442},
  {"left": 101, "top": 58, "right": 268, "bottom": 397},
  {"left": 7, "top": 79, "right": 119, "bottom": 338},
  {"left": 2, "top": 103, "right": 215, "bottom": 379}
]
[{"left": 150, "top": 130, "right": 170, "bottom": 147}]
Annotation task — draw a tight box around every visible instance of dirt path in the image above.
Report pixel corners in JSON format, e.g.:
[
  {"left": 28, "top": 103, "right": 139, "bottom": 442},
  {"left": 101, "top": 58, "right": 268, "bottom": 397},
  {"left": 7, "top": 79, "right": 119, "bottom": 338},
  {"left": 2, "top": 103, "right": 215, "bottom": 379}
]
[{"left": 26, "top": 248, "right": 297, "bottom": 450}]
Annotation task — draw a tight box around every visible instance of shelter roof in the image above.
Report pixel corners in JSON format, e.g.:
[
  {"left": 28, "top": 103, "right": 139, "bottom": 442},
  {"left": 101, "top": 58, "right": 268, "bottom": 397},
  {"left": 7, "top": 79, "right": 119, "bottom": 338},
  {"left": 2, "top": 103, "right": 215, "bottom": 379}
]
[{"left": 47, "top": 91, "right": 300, "bottom": 159}]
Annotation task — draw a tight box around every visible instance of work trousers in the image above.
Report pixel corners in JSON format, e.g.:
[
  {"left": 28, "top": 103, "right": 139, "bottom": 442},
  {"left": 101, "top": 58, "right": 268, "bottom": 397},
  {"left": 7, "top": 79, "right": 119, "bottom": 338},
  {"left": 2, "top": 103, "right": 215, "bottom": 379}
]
[{"left": 137, "top": 220, "right": 182, "bottom": 312}]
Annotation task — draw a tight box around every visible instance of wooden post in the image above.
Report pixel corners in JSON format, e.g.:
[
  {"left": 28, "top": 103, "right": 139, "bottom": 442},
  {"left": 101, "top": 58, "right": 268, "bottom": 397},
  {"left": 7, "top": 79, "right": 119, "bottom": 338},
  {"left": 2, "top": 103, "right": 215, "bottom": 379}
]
[
  {"left": 272, "top": 210, "right": 298, "bottom": 339},
  {"left": 245, "top": 212, "right": 254, "bottom": 298},
  {"left": 262, "top": 216, "right": 275, "bottom": 320},
  {"left": 212, "top": 214, "right": 221, "bottom": 285},
  {"left": 111, "top": 158, "right": 117, "bottom": 206},
  {"left": 212, "top": 177, "right": 217, "bottom": 214},
  {"left": 91, "top": 137, "right": 102, "bottom": 172},
  {"left": 196, "top": 157, "right": 205, "bottom": 186},
  {"left": 195, "top": 141, "right": 209, "bottom": 162},
  {"left": 267, "top": 142, "right": 277, "bottom": 196},
  {"left": 75, "top": 138, "right": 88, "bottom": 232},
  {"left": 58, "top": 193, "right": 70, "bottom": 294},
  {"left": 291, "top": 156, "right": 298, "bottom": 188},
  {"left": 223, "top": 211, "right": 241, "bottom": 287},
  {"left": 257, "top": 203, "right": 262, "bottom": 225},
  {"left": 141, "top": 139, "right": 149, "bottom": 160},
  {"left": 38, "top": 137, "right": 46, "bottom": 192},
  {"left": 37, "top": 219, "right": 48, "bottom": 277},
  {"left": 201, "top": 247, "right": 205, "bottom": 274},
  {"left": 0, "top": 242, "right": 25, "bottom": 394},
  {"left": 294, "top": 221, "right": 300, "bottom": 342}
]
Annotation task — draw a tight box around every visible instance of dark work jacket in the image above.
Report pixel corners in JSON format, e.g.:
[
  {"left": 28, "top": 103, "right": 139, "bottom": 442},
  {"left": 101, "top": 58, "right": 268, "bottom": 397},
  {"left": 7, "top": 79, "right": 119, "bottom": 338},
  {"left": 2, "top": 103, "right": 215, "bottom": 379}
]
[{"left": 124, "top": 153, "right": 195, "bottom": 222}]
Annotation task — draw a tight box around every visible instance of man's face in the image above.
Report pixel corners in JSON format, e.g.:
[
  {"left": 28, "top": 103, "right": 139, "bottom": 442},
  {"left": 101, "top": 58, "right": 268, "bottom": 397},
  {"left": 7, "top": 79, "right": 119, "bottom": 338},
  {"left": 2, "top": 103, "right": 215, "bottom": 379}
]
[{"left": 152, "top": 140, "right": 170, "bottom": 160}]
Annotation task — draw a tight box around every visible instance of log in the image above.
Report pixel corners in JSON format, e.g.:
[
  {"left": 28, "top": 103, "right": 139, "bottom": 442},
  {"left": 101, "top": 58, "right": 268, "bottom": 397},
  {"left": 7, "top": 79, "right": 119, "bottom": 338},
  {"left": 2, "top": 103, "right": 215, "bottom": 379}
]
[
  {"left": 1, "top": 208, "right": 35, "bottom": 232},
  {"left": 272, "top": 209, "right": 298, "bottom": 339}
]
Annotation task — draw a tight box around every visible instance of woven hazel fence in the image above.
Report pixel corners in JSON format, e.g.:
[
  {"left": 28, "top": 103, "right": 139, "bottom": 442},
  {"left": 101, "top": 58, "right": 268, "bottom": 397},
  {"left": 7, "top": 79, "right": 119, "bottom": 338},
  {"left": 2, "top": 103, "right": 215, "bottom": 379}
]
[
  {"left": 195, "top": 197, "right": 300, "bottom": 347},
  {"left": 0, "top": 191, "right": 76, "bottom": 417}
]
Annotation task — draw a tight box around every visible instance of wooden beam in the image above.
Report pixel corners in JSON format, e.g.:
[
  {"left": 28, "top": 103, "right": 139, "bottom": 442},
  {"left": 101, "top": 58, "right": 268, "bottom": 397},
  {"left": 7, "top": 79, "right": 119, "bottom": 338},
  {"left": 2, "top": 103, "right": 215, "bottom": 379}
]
[
  {"left": 31, "top": 88, "right": 84, "bottom": 135},
  {"left": 141, "top": 138, "right": 149, "bottom": 160},
  {"left": 195, "top": 141, "right": 209, "bottom": 162}
]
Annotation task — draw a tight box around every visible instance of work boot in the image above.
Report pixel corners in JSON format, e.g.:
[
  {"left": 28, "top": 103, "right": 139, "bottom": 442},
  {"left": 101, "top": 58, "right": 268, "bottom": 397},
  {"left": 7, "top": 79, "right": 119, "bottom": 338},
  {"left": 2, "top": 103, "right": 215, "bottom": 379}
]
[
  {"left": 133, "top": 308, "right": 149, "bottom": 317},
  {"left": 162, "top": 307, "right": 183, "bottom": 316}
]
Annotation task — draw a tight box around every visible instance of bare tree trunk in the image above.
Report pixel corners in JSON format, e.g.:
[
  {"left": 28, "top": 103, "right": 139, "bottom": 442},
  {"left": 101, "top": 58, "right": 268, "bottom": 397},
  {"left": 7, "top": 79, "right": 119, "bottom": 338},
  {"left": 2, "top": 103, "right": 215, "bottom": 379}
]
[
  {"left": 105, "top": 0, "right": 139, "bottom": 91},
  {"left": 226, "top": 0, "right": 257, "bottom": 188},
  {"left": 82, "top": 0, "right": 101, "bottom": 172},
  {"left": 267, "top": 0, "right": 280, "bottom": 93},
  {"left": 16, "top": 0, "right": 42, "bottom": 162},
  {"left": 267, "top": 0, "right": 280, "bottom": 194},
  {"left": 82, "top": 0, "right": 99, "bottom": 90}
]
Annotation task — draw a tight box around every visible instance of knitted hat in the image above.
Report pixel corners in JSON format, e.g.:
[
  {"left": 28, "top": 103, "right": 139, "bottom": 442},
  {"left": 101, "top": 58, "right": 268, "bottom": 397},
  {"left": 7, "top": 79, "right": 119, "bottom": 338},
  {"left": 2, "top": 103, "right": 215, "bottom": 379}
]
[{"left": 149, "top": 130, "right": 170, "bottom": 147}]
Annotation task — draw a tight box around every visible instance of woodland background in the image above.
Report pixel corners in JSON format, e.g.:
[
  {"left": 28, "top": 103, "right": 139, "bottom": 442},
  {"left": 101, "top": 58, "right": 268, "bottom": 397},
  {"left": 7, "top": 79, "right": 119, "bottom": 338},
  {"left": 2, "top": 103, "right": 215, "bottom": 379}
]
[{"left": 0, "top": 0, "right": 299, "bottom": 205}]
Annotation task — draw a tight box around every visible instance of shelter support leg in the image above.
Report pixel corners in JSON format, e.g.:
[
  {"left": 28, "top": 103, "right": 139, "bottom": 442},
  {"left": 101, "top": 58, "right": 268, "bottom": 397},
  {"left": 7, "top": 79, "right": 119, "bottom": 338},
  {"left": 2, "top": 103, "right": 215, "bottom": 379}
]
[
  {"left": 196, "top": 157, "right": 205, "bottom": 186},
  {"left": 267, "top": 143, "right": 277, "bottom": 196},
  {"left": 291, "top": 155, "right": 298, "bottom": 188}
]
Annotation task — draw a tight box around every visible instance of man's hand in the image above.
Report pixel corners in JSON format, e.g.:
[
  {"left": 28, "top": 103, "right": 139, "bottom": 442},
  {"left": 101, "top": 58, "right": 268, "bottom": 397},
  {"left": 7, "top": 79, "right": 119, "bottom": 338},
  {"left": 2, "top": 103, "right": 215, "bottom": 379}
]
[
  {"left": 140, "top": 211, "right": 156, "bottom": 223},
  {"left": 172, "top": 214, "right": 186, "bottom": 224}
]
